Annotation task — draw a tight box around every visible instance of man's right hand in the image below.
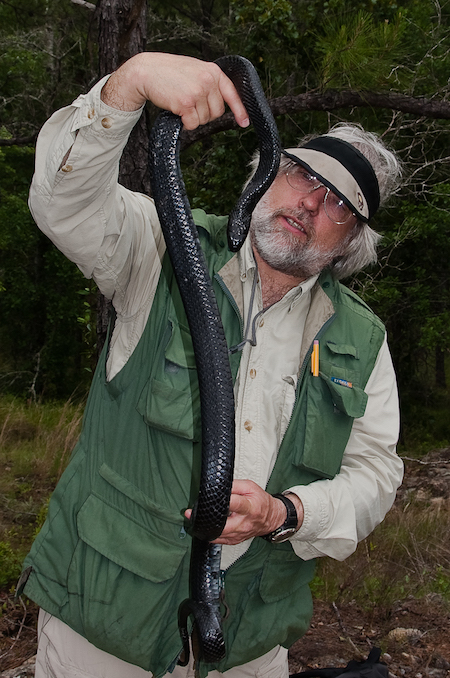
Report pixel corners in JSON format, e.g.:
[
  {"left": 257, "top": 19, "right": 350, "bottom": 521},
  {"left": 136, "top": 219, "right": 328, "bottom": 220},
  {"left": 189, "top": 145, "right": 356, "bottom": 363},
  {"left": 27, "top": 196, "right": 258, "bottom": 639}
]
[{"left": 101, "top": 52, "right": 250, "bottom": 131}]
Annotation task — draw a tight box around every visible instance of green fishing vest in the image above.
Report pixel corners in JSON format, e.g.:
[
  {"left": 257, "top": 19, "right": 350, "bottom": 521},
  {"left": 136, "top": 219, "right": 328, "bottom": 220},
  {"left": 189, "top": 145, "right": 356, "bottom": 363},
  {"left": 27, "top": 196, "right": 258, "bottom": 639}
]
[{"left": 20, "top": 210, "right": 385, "bottom": 677}]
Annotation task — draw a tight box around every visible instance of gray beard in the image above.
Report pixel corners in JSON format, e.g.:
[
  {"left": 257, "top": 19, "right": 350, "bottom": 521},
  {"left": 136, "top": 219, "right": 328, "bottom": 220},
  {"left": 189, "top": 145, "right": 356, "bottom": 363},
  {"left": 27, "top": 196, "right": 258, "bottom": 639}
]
[{"left": 250, "top": 199, "right": 348, "bottom": 279}]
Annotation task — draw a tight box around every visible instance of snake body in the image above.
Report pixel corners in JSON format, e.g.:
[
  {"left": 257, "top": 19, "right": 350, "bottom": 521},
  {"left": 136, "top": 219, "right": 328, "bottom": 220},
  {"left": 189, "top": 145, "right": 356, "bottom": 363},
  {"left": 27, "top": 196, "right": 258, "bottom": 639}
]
[{"left": 148, "top": 55, "right": 280, "bottom": 666}]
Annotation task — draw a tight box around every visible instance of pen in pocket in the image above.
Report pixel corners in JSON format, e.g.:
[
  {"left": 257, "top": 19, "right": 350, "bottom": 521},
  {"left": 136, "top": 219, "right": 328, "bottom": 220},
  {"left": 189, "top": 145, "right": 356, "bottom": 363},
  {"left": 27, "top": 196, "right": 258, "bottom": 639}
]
[{"left": 311, "top": 340, "right": 319, "bottom": 377}]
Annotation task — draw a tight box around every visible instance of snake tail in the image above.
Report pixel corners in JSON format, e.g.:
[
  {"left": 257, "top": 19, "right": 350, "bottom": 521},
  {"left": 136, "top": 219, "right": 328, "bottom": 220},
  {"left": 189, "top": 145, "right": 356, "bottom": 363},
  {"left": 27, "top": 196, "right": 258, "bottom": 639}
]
[{"left": 178, "top": 541, "right": 225, "bottom": 665}]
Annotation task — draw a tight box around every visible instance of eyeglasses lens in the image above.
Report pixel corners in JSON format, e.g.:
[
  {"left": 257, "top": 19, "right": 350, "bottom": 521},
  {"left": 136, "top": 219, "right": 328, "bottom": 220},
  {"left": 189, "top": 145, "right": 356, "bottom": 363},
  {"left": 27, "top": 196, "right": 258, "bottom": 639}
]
[{"left": 285, "top": 166, "right": 353, "bottom": 224}]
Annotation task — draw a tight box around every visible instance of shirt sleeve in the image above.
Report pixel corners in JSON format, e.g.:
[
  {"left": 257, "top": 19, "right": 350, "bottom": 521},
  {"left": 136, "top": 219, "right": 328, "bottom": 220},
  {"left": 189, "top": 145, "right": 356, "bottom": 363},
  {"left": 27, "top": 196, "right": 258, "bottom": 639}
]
[
  {"left": 28, "top": 75, "right": 166, "bottom": 318},
  {"left": 286, "top": 334, "right": 403, "bottom": 561}
]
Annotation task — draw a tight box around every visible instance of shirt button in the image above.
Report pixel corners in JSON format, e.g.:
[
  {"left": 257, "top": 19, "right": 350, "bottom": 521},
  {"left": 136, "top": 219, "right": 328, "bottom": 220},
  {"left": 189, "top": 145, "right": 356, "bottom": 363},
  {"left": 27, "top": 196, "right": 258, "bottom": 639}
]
[
  {"left": 244, "top": 420, "right": 253, "bottom": 432},
  {"left": 61, "top": 164, "right": 73, "bottom": 173},
  {"left": 249, "top": 368, "right": 256, "bottom": 379},
  {"left": 259, "top": 318, "right": 264, "bottom": 327},
  {"left": 87, "top": 108, "right": 95, "bottom": 119},
  {"left": 101, "top": 117, "right": 112, "bottom": 128}
]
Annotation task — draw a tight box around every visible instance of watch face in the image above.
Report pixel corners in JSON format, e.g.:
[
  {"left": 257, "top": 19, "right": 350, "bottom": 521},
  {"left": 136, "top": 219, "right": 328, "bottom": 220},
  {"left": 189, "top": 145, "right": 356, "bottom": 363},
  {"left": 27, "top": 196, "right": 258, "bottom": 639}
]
[{"left": 271, "top": 527, "right": 297, "bottom": 543}]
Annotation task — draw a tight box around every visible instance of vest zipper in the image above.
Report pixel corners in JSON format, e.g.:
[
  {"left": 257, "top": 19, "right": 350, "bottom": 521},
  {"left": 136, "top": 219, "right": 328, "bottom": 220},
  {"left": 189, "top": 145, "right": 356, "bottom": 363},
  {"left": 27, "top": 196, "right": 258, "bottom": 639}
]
[
  {"left": 218, "top": 546, "right": 249, "bottom": 622},
  {"left": 214, "top": 273, "right": 244, "bottom": 336},
  {"left": 299, "top": 314, "right": 336, "bottom": 384},
  {"left": 283, "top": 312, "right": 337, "bottom": 438},
  {"left": 219, "top": 316, "right": 337, "bottom": 582},
  {"left": 220, "top": 544, "right": 248, "bottom": 580}
]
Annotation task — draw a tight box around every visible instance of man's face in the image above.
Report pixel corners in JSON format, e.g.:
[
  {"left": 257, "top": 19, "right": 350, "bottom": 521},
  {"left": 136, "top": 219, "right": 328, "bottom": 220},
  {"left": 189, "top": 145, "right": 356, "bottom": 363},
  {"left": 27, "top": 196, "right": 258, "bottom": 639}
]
[{"left": 250, "top": 168, "right": 358, "bottom": 280}]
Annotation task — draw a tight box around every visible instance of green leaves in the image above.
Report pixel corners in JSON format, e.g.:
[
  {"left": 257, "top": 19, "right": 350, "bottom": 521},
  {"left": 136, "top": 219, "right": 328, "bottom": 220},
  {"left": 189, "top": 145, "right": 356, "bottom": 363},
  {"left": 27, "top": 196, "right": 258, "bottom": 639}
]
[
  {"left": 0, "top": 150, "right": 94, "bottom": 397},
  {"left": 231, "top": 0, "right": 298, "bottom": 34},
  {"left": 0, "top": 0, "right": 96, "bottom": 139},
  {"left": 315, "top": 10, "right": 407, "bottom": 90}
]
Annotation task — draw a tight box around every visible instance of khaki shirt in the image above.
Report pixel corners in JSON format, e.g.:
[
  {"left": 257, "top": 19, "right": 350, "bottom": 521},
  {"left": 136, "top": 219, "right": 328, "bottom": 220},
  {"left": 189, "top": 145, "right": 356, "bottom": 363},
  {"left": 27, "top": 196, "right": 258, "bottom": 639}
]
[{"left": 29, "top": 76, "right": 403, "bottom": 567}]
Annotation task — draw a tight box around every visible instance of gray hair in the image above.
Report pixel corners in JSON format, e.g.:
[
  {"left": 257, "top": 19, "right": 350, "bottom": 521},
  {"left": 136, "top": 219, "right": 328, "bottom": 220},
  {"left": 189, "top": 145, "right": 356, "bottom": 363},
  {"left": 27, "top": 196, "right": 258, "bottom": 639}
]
[{"left": 247, "top": 123, "right": 403, "bottom": 280}]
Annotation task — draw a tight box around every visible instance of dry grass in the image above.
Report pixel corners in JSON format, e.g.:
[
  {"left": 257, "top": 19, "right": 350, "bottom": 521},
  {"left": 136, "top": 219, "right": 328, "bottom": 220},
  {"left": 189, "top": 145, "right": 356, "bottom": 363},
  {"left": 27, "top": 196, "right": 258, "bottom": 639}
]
[
  {"left": 0, "top": 396, "right": 83, "bottom": 483},
  {"left": 312, "top": 494, "right": 450, "bottom": 612},
  {"left": 0, "top": 396, "right": 84, "bottom": 584},
  {"left": 1, "top": 394, "right": 450, "bottom": 615}
]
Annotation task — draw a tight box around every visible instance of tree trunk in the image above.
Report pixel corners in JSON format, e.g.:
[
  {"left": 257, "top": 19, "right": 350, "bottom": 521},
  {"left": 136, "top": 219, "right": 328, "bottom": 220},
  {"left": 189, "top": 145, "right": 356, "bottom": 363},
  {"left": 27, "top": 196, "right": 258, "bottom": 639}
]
[
  {"left": 436, "top": 345, "right": 447, "bottom": 389},
  {"left": 95, "top": 0, "right": 150, "bottom": 357}
]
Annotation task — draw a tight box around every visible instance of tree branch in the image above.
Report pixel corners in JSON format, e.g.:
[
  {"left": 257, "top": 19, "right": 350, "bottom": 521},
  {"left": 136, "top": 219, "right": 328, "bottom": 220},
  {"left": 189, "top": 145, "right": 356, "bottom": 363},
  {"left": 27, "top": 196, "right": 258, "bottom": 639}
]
[
  {"left": 0, "top": 133, "right": 37, "bottom": 147},
  {"left": 70, "top": 0, "right": 96, "bottom": 9},
  {"left": 272, "top": 89, "right": 450, "bottom": 119},
  {"left": 4, "top": 89, "right": 450, "bottom": 149},
  {"left": 181, "top": 89, "right": 450, "bottom": 148}
]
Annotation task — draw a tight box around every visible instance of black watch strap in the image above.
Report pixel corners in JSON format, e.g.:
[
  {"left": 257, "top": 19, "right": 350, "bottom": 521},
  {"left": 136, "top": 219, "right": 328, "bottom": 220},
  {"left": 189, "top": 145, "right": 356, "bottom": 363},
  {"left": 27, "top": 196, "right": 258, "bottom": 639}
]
[{"left": 262, "top": 493, "right": 298, "bottom": 543}]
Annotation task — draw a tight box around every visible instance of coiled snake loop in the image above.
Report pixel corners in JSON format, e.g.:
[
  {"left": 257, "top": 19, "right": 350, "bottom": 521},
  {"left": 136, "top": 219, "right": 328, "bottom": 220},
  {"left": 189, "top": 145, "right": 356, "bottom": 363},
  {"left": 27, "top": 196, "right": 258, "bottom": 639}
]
[{"left": 148, "top": 55, "right": 280, "bottom": 668}]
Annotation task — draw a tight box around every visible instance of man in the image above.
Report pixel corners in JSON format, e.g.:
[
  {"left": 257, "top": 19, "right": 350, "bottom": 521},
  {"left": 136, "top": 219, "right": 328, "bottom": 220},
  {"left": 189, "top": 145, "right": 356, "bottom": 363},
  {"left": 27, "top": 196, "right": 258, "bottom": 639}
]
[{"left": 20, "top": 52, "right": 403, "bottom": 678}]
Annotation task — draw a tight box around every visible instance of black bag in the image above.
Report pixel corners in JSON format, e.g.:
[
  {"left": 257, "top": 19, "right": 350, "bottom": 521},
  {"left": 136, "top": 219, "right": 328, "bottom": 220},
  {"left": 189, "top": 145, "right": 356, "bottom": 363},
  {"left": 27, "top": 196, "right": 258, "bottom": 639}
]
[{"left": 290, "top": 648, "right": 389, "bottom": 678}]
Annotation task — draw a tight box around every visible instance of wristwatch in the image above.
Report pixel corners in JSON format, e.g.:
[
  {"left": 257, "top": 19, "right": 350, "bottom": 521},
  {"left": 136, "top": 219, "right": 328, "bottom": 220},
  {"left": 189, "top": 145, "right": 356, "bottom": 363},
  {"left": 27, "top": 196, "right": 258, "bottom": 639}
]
[{"left": 262, "top": 493, "right": 298, "bottom": 543}]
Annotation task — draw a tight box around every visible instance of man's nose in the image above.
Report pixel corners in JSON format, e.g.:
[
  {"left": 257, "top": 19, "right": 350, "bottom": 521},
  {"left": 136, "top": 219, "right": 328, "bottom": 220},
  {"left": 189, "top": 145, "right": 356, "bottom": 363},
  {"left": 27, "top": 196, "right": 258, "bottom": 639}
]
[{"left": 298, "top": 185, "right": 326, "bottom": 214}]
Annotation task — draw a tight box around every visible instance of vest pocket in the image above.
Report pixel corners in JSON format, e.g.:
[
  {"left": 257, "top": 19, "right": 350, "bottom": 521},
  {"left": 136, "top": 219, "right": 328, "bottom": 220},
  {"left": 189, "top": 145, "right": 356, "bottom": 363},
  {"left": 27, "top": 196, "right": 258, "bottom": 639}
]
[
  {"left": 64, "top": 493, "right": 190, "bottom": 671},
  {"left": 321, "top": 367, "right": 368, "bottom": 417},
  {"left": 136, "top": 316, "right": 201, "bottom": 441},
  {"left": 259, "top": 549, "right": 316, "bottom": 603},
  {"left": 297, "top": 358, "right": 367, "bottom": 479},
  {"left": 216, "top": 544, "right": 315, "bottom": 672},
  {"left": 76, "top": 494, "right": 188, "bottom": 584}
]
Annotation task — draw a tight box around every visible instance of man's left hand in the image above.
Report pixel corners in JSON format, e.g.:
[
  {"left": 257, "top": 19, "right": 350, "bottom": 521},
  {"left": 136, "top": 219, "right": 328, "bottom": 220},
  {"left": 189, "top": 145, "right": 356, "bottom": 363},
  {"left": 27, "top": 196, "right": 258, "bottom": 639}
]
[{"left": 184, "top": 480, "right": 303, "bottom": 545}]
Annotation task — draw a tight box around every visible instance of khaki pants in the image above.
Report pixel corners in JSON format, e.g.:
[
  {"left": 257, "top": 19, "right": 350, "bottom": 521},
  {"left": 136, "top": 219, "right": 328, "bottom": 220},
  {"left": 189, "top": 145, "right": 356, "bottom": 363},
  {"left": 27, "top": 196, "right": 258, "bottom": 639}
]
[{"left": 35, "top": 610, "right": 289, "bottom": 678}]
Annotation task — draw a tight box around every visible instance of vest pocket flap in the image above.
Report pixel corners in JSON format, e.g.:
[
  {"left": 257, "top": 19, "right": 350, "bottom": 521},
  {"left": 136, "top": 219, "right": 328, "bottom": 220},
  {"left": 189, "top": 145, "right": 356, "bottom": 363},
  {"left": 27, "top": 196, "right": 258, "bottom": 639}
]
[
  {"left": 326, "top": 341, "right": 359, "bottom": 359},
  {"left": 137, "top": 377, "right": 200, "bottom": 441},
  {"left": 77, "top": 494, "right": 188, "bottom": 583},
  {"left": 136, "top": 316, "right": 201, "bottom": 440},
  {"left": 259, "top": 550, "right": 315, "bottom": 603},
  {"left": 166, "top": 316, "right": 196, "bottom": 368},
  {"left": 320, "top": 371, "right": 368, "bottom": 418}
]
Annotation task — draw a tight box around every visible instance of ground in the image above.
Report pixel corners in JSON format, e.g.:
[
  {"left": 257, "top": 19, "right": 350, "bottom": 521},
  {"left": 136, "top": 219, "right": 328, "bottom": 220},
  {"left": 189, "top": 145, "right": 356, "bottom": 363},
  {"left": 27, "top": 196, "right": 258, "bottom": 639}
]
[
  {"left": 1, "top": 450, "right": 450, "bottom": 678},
  {"left": 289, "top": 596, "right": 450, "bottom": 677},
  {"left": 1, "top": 594, "right": 449, "bottom": 677}
]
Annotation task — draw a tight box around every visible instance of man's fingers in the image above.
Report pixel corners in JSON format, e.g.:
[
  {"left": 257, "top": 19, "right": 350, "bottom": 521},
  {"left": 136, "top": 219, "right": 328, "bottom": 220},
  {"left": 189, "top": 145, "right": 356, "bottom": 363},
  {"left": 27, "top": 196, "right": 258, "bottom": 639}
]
[
  {"left": 180, "top": 82, "right": 245, "bottom": 130},
  {"left": 180, "top": 66, "right": 249, "bottom": 129},
  {"left": 218, "top": 72, "right": 250, "bottom": 128},
  {"left": 228, "top": 492, "right": 251, "bottom": 516},
  {"left": 180, "top": 97, "right": 223, "bottom": 130}
]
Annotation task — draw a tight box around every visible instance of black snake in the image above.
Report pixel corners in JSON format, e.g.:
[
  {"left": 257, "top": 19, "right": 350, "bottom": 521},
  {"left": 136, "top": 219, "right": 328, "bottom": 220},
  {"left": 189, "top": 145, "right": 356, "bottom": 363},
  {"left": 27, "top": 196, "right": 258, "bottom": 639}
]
[{"left": 148, "top": 55, "right": 280, "bottom": 667}]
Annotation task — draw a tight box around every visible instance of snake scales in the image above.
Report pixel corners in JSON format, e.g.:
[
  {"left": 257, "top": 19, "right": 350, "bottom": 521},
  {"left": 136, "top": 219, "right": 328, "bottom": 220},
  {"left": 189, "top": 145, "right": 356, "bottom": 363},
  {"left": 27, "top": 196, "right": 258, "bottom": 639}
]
[{"left": 148, "top": 55, "right": 280, "bottom": 667}]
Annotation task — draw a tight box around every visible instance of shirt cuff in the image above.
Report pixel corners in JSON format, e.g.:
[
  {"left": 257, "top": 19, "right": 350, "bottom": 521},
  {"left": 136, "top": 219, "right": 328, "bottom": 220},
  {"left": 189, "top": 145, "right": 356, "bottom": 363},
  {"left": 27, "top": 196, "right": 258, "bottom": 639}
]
[
  {"left": 70, "top": 74, "right": 144, "bottom": 137},
  {"left": 285, "top": 484, "right": 328, "bottom": 543}
]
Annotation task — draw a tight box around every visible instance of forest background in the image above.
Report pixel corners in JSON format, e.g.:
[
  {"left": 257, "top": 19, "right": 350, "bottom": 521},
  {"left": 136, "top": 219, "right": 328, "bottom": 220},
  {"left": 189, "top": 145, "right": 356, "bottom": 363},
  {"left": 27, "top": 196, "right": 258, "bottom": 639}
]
[
  {"left": 1, "top": 0, "right": 450, "bottom": 671},
  {"left": 2, "top": 0, "right": 450, "bottom": 445},
  {"left": 1, "top": 0, "right": 450, "bottom": 440}
]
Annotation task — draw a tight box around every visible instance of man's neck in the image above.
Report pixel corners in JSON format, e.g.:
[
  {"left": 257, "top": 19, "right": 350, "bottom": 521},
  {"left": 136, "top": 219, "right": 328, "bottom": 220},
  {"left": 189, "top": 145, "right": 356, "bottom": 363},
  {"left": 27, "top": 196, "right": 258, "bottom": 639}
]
[{"left": 253, "top": 249, "right": 306, "bottom": 308}]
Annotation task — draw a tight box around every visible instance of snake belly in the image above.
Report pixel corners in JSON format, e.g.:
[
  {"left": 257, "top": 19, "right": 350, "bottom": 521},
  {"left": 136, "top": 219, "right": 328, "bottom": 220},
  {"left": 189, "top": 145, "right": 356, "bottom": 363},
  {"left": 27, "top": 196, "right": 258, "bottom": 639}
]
[{"left": 148, "top": 55, "right": 280, "bottom": 667}]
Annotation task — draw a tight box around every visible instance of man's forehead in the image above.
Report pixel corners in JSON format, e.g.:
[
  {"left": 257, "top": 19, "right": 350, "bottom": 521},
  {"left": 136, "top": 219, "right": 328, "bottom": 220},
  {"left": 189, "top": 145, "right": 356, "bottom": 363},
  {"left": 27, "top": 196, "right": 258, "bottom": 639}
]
[{"left": 282, "top": 136, "right": 380, "bottom": 222}]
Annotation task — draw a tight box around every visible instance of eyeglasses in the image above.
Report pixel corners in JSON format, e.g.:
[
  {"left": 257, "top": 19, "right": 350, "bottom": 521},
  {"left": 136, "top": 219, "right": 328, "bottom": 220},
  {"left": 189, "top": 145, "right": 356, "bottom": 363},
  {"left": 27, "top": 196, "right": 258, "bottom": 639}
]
[{"left": 285, "top": 165, "right": 356, "bottom": 225}]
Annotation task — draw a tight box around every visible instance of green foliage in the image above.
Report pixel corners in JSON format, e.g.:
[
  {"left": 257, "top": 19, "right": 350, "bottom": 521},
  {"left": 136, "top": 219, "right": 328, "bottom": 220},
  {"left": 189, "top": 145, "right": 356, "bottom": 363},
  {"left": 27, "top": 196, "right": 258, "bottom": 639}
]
[
  {"left": 230, "top": 0, "right": 300, "bottom": 75},
  {"left": 0, "top": 537, "right": 22, "bottom": 589},
  {"left": 0, "top": 148, "right": 95, "bottom": 397},
  {"left": 0, "top": 395, "right": 84, "bottom": 578},
  {"left": 0, "top": 0, "right": 97, "bottom": 138},
  {"left": 315, "top": 10, "right": 407, "bottom": 90},
  {"left": 183, "top": 128, "right": 256, "bottom": 215}
]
